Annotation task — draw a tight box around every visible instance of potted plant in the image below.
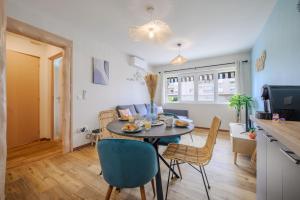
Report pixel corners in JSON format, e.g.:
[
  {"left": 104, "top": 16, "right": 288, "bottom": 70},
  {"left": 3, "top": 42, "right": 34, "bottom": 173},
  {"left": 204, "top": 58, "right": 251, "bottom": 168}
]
[{"left": 229, "top": 94, "right": 252, "bottom": 123}]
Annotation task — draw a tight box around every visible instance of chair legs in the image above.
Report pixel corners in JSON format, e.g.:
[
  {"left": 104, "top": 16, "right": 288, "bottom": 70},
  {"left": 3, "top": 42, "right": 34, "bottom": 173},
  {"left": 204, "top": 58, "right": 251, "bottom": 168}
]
[
  {"left": 140, "top": 185, "right": 146, "bottom": 200},
  {"left": 175, "top": 160, "right": 182, "bottom": 180},
  {"left": 201, "top": 166, "right": 211, "bottom": 189},
  {"left": 105, "top": 185, "right": 113, "bottom": 200},
  {"left": 165, "top": 160, "right": 173, "bottom": 200},
  {"left": 151, "top": 179, "right": 156, "bottom": 197},
  {"left": 166, "top": 162, "right": 211, "bottom": 200},
  {"left": 199, "top": 166, "right": 210, "bottom": 200},
  {"left": 105, "top": 182, "right": 153, "bottom": 200}
]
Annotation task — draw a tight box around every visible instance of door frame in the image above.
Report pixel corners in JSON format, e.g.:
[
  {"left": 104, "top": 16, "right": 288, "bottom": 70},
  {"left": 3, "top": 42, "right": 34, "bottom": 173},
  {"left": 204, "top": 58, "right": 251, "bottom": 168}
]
[
  {"left": 0, "top": 3, "right": 73, "bottom": 198},
  {"left": 0, "top": 0, "right": 7, "bottom": 199},
  {"left": 49, "top": 52, "right": 63, "bottom": 141},
  {"left": 5, "top": 18, "right": 73, "bottom": 152}
]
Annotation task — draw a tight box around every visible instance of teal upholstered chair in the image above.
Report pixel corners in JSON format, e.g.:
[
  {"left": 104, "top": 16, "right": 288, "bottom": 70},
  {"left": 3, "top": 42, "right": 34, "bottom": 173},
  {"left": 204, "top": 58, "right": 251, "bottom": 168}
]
[
  {"left": 97, "top": 139, "right": 158, "bottom": 200},
  {"left": 158, "top": 112, "right": 181, "bottom": 146}
]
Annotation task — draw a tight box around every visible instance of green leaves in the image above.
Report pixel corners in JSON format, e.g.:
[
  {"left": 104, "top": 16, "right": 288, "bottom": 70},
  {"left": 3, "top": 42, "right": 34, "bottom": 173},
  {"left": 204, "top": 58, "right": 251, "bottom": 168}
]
[{"left": 229, "top": 94, "right": 253, "bottom": 111}]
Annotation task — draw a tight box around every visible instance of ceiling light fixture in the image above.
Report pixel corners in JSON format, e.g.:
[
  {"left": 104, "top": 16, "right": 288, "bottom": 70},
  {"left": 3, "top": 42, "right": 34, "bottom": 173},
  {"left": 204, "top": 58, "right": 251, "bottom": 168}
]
[
  {"left": 129, "top": 6, "right": 172, "bottom": 43},
  {"left": 170, "top": 43, "right": 188, "bottom": 65}
]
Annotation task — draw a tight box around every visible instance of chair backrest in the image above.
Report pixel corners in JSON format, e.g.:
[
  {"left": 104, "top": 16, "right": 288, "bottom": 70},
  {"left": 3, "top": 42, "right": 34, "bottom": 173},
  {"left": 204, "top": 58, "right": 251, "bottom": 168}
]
[
  {"left": 99, "top": 110, "right": 118, "bottom": 139},
  {"left": 204, "top": 117, "right": 221, "bottom": 160},
  {"left": 97, "top": 139, "right": 158, "bottom": 188}
]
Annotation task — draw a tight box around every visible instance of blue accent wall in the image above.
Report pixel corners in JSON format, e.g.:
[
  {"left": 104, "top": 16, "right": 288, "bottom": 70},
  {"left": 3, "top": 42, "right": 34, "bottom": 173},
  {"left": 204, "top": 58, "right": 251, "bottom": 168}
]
[{"left": 251, "top": 0, "right": 300, "bottom": 110}]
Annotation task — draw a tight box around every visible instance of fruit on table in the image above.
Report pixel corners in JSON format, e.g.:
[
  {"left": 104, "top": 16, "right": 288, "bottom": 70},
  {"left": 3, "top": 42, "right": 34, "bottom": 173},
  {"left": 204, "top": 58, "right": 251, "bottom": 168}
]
[{"left": 122, "top": 123, "right": 138, "bottom": 131}]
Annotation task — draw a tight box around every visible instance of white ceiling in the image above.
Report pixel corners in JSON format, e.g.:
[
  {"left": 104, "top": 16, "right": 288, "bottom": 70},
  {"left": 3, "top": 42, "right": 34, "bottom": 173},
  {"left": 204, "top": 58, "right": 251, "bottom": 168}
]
[{"left": 8, "top": 0, "right": 276, "bottom": 66}]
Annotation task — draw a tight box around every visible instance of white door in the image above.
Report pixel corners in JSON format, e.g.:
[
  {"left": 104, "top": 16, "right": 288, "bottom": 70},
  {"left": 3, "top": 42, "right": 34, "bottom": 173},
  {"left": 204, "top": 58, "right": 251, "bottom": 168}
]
[{"left": 53, "top": 57, "right": 62, "bottom": 140}]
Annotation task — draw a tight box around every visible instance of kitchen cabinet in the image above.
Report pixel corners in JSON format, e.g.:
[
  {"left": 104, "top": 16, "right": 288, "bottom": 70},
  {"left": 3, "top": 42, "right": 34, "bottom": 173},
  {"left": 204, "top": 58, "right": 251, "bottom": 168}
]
[
  {"left": 266, "top": 137, "right": 284, "bottom": 200},
  {"left": 281, "top": 149, "right": 300, "bottom": 200},
  {"left": 256, "top": 127, "right": 300, "bottom": 200},
  {"left": 256, "top": 129, "right": 267, "bottom": 200}
]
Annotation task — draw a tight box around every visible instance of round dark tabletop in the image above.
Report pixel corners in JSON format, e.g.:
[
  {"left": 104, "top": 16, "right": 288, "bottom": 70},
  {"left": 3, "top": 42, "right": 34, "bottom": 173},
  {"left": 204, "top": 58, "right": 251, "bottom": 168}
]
[{"left": 106, "top": 120, "right": 194, "bottom": 139}]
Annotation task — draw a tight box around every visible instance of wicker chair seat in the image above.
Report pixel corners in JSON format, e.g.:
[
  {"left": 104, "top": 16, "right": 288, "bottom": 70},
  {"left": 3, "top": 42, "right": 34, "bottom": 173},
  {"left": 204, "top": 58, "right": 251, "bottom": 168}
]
[{"left": 163, "top": 143, "right": 210, "bottom": 166}]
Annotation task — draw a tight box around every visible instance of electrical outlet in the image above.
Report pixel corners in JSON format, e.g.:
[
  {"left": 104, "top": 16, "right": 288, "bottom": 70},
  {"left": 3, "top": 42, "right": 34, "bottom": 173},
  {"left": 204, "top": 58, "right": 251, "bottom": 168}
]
[{"left": 77, "top": 125, "right": 89, "bottom": 134}]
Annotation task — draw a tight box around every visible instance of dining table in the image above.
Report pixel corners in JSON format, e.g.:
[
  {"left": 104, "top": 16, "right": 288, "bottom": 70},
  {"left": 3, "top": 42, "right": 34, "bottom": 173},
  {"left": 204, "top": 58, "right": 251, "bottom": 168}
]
[{"left": 106, "top": 120, "right": 194, "bottom": 200}]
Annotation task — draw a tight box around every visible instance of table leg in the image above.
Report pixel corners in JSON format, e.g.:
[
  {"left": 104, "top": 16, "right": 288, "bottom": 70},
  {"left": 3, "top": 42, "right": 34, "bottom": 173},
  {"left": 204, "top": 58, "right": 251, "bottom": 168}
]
[
  {"left": 154, "top": 143, "right": 164, "bottom": 200},
  {"left": 145, "top": 138, "right": 180, "bottom": 178}
]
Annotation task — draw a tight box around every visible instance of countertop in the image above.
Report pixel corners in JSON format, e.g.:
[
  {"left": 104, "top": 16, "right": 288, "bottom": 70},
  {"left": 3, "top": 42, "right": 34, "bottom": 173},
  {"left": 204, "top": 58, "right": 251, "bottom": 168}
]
[{"left": 251, "top": 116, "right": 300, "bottom": 156}]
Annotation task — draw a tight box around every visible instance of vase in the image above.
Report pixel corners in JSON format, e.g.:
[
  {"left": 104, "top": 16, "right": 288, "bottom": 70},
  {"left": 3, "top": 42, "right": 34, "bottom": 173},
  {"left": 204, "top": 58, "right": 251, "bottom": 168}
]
[{"left": 149, "top": 100, "right": 157, "bottom": 121}]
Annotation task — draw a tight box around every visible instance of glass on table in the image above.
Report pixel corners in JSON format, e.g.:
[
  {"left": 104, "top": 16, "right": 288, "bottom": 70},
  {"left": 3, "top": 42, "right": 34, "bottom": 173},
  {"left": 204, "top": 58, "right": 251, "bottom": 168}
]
[{"left": 144, "top": 120, "right": 152, "bottom": 131}]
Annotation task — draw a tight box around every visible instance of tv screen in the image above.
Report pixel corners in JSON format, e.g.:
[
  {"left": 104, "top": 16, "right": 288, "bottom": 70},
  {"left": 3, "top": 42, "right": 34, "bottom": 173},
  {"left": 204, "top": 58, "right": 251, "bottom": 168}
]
[{"left": 268, "top": 85, "right": 300, "bottom": 121}]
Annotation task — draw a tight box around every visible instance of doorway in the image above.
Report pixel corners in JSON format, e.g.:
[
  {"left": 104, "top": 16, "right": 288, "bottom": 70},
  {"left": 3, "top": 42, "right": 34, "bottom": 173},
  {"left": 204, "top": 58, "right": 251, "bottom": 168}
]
[
  {"left": 5, "top": 17, "right": 73, "bottom": 153},
  {"left": 50, "top": 53, "right": 63, "bottom": 141},
  {"left": 5, "top": 33, "right": 66, "bottom": 167},
  {"left": 0, "top": 16, "right": 73, "bottom": 198}
]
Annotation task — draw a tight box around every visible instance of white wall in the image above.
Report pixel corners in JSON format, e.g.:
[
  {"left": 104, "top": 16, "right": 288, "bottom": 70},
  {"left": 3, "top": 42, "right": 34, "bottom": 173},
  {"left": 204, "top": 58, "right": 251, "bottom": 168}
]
[
  {"left": 153, "top": 52, "right": 251, "bottom": 130},
  {"left": 6, "top": 5, "right": 151, "bottom": 147},
  {"left": 6, "top": 33, "right": 62, "bottom": 139}
]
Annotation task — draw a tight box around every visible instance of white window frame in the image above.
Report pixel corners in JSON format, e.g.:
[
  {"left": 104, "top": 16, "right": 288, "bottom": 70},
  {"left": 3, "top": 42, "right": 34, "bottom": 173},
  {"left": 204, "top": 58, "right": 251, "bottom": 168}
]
[
  {"left": 197, "top": 70, "right": 216, "bottom": 104},
  {"left": 164, "top": 65, "right": 237, "bottom": 104},
  {"left": 165, "top": 74, "right": 180, "bottom": 103},
  {"left": 178, "top": 73, "right": 196, "bottom": 103}
]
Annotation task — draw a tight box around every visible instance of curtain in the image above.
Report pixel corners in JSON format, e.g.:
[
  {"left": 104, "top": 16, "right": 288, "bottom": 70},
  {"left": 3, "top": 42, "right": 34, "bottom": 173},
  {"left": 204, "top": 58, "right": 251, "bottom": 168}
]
[
  {"left": 156, "top": 72, "right": 165, "bottom": 106},
  {"left": 236, "top": 60, "right": 251, "bottom": 95}
]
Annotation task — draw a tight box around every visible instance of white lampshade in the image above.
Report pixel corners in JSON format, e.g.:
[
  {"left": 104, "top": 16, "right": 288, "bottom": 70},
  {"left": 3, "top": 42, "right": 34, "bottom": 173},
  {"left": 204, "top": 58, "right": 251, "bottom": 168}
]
[
  {"left": 129, "top": 20, "right": 172, "bottom": 43},
  {"left": 170, "top": 55, "right": 188, "bottom": 65},
  {"left": 170, "top": 43, "right": 188, "bottom": 65}
]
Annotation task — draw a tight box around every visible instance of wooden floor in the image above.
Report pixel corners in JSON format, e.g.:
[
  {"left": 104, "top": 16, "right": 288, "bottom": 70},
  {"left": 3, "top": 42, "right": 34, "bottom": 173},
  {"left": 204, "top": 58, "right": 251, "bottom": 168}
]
[
  {"left": 7, "top": 140, "right": 62, "bottom": 169},
  {"left": 5, "top": 129, "right": 256, "bottom": 200}
]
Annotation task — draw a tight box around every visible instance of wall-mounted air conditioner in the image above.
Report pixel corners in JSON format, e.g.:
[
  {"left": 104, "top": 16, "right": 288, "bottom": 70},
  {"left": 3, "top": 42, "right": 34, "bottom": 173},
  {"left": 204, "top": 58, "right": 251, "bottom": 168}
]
[{"left": 128, "top": 56, "right": 147, "bottom": 70}]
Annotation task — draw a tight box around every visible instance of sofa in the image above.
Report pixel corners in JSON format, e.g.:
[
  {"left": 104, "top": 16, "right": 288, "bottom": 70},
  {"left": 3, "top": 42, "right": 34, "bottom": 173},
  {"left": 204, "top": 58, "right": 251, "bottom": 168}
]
[{"left": 116, "top": 104, "right": 189, "bottom": 120}]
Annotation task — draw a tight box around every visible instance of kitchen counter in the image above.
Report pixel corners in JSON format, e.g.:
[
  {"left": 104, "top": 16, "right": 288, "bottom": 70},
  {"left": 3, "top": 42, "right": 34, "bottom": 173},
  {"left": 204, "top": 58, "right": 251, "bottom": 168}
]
[{"left": 251, "top": 115, "right": 300, "bottom": 156}]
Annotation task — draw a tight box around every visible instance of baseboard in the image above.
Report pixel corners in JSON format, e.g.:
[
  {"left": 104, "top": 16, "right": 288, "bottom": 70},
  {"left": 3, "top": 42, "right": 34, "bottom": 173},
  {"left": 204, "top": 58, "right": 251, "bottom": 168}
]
[
  {"left": 73, "top": 142, "right": 92, "bottom": 151},
  {"left": 40, "top": 138, "right": 51, "bottom": 141}
]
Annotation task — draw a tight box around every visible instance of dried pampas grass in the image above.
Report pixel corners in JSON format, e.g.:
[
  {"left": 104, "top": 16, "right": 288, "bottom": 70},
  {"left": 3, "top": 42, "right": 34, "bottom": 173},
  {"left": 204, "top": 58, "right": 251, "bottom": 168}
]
[{"left": 144, "top": 73, "right": 158, "bottom": 101}]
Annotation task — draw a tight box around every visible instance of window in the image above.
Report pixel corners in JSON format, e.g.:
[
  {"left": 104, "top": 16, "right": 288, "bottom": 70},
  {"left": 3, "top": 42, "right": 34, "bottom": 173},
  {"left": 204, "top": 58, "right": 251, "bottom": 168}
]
[
  {"left": 166, "top": 77, "right": 179, "bottom": 103},
  {"left": 217, "top": 71, "right": 236, "bottom": 103},
  {"left": 164, "top": 66, "right": 237, "bottom": 104},
  {"left": 180, "top": 75, "right": 194, "bottom": 101},
  {"left": 198, "top": 73, "right": 214, "bottom": 101}
]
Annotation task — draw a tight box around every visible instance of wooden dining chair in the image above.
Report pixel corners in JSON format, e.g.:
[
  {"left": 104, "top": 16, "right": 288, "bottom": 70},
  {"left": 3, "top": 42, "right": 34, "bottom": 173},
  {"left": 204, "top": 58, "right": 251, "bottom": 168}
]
[
  {"left": 162, "top": 117, "right": 221, "bottom": 200},
  {"left": 98, "top": 109, "right": 143, "bottom": 143},
  {"left": 98, "top": 110, "right": 118, "bottom": 141}
]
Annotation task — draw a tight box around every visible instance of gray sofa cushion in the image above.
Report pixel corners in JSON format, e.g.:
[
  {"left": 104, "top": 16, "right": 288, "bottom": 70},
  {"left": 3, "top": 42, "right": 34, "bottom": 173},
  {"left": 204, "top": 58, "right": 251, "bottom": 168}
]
[
  {"left": 134, "top": 104, "right": 148, "bottom": 116},
  {"left": 163, "top": 109, "right": 188, "bottom": 118},
  {"left": 116, "top": 105, "right": 137, "bottom": 117}
]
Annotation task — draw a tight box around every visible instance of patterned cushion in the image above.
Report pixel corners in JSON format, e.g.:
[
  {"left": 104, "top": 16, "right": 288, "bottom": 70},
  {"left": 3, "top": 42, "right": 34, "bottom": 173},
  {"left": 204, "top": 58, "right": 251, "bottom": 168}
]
[
  {"left": 119, "top": 109, "right": 132, "bottom": 120},
  {"left": 116, "top": 105, "right": 137, "bottom": 117}
]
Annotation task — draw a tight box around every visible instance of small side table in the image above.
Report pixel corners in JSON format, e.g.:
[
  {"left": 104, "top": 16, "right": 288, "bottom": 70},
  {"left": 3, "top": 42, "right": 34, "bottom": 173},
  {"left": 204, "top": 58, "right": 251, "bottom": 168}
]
[{"left": 229, "top": 123, "right": 256, "bottom": 165}]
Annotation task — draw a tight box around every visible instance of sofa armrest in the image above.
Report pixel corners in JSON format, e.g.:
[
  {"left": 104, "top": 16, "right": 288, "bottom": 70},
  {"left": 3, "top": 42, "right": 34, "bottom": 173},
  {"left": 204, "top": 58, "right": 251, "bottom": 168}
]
[{"left": 163, "top": 109, "right": 189, "bottom": 118}]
